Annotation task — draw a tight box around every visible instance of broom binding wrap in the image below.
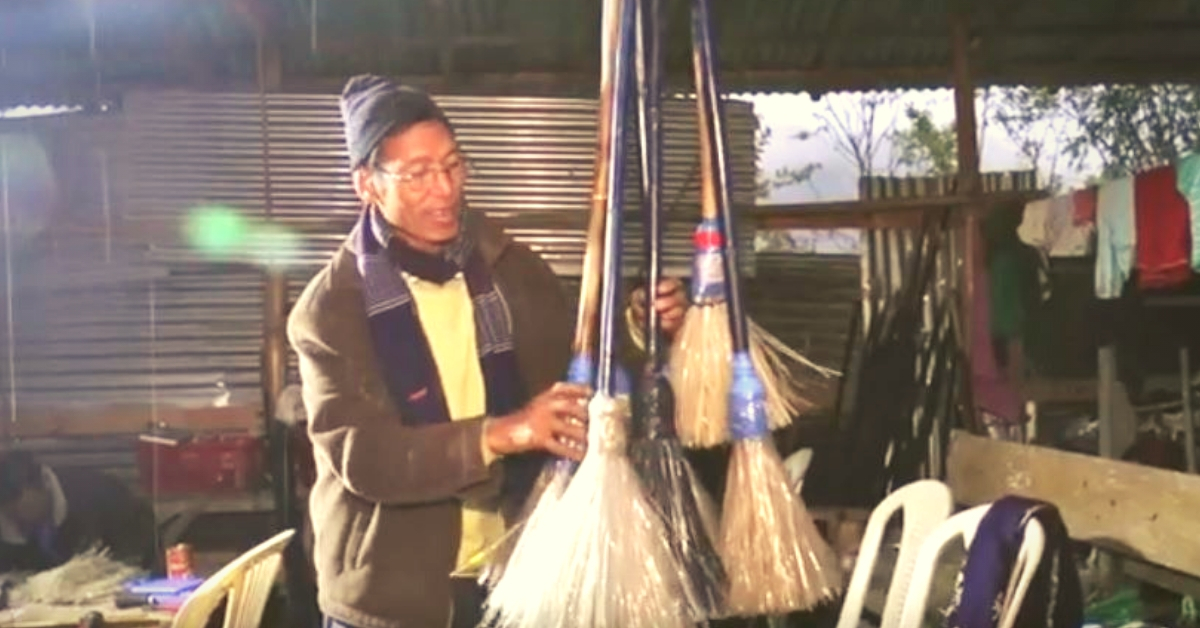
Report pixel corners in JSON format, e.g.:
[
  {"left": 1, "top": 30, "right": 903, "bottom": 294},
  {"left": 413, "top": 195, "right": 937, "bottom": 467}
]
[
  {"left": 728, "top": 351, "right": 769, "bottom": 440},
  {"left": 567, "top": 353, "right": 595, "bottom": 387},
  {"left": 690, "top": 219, "right": 725, "bottom": 305}
]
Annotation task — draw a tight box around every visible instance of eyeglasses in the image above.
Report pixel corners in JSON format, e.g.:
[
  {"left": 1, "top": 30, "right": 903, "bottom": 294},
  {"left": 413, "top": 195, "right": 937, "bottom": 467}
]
[{"left": 375, "top": 156, "right": 472, "bottom": 195}]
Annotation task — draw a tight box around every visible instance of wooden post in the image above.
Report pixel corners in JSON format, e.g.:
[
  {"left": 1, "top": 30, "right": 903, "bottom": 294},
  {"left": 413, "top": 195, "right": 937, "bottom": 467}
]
[
  {"left": 256, "top": 23, "right": 285, "bottom": 422},
  {"left": 951, "top": 13, "right": 981, "bottom": 428},
  {"left": 951, "top": 17, "right": 981, "bottom": 196},
  {"left": 254, "top": 27, "right": 293, "bottom": 527}
]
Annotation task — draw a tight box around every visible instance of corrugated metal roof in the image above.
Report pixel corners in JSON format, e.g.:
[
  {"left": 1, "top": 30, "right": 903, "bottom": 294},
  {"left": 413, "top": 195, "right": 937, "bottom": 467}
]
[{"left": 4, "top": 0, "right": 1200, "bottom": 107}]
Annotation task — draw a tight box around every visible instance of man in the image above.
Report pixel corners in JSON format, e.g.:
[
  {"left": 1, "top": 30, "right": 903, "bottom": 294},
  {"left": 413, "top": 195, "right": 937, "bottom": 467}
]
[
  {"left": 288, "top": 75, "right": 686, "bottom": 628},
  {"left": 0, "top": 451, "right": 159, "bottom": 574}
]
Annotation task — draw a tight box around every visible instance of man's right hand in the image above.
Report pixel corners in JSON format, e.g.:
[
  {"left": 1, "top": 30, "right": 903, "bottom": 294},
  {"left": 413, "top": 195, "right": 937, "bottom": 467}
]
[{"left": 485, "top": 383, "right": 591, "bottom": 461}]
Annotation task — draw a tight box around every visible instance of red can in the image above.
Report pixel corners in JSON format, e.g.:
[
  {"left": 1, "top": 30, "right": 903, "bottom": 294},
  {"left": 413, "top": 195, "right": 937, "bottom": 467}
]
[{"left": 166, "top": 543, "right": 195, "bottom": 579}]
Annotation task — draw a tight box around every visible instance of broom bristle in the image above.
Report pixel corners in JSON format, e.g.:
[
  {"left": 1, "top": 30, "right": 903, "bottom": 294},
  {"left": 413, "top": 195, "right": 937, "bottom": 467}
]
[
  {"left": 9, "top": 546, "right": 145, "bottom": 607},
  {"left": 671, "top": 305, "right": 732, "bottom": 448},
  {"left": 719, "top": 439, "right": 843, "bottom": 616},
  {"left": 629, "top": 436, "right": 727, "bottom": 617},
  {"left": 476, "top": 464, "right": 571, "bottom": 605},
  {"left": 672, "top": 304, "right": 837, "bottom": 447},
  {"left": 483, "top": 394, "right": 702, "bottom": 627},
  {"left": 461, "top": 461, "right": 569, "bottom": 586}
]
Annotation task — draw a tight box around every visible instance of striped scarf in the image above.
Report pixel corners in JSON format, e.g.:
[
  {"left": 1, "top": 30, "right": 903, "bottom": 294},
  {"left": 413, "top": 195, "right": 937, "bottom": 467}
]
[{"left": 351, "top": 207, "right": 524, "bottom": 426}]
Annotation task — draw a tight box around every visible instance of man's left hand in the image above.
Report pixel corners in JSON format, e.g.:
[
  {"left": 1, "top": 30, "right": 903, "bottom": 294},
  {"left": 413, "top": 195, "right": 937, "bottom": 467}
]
[{"left": 630, "top": 278, "right": 688, "bottom": 339}]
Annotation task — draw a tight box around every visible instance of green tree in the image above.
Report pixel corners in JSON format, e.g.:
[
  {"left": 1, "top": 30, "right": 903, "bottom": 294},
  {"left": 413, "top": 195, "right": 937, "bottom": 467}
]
[
  {"left": 813, "top": 91, "right": 901, "bottom": 178},
  {"left": 989, "top": 84, "right": 1200, "bottom": 185},
  {"left": 989, "top": 86, "right": 1068, "bottom": 191},
  {"left": 1061, "top": 84, "right": 1200, "bottom": 178},
  {"left": 891, "top": 106, "right": 957, "bottom": 176}
]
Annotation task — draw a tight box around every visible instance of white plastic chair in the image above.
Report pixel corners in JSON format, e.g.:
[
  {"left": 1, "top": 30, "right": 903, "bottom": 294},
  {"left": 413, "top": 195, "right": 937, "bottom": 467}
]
[
  {"left": 898, "top": 505, "right": 1048, "bottom": 628},
  {"left": 835, "top": 479, "right": 954, "bottom": 628},
  {"left": 170, "top": 529, "right": 296, "bottom": 628},
  {"left": 897, "top": 504, "right": 990, "bottom": 628},
  {"left": 783, "top": 447, "right": 814, "bottom": 494},
  {"left": 997, "top": 518, "right": 1045, "bottom": 628}
]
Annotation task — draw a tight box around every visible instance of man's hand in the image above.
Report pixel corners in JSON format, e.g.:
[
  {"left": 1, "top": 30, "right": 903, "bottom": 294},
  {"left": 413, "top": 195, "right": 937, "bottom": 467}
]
[
  {"left": 630, "top": 277, "right": 688, "bottom": 339},
  {"left": 485, "top": 383, "right": 591, "bottom": 461}
]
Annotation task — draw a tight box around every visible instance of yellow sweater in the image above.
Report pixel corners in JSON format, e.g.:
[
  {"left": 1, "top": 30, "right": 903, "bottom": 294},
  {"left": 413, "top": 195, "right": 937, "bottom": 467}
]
[{"left": 403, "top": 271, "right": 506, "bottom": 571}]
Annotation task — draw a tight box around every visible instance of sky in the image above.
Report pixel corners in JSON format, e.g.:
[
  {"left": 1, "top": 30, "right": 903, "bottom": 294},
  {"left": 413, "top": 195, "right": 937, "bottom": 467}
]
[{"left": 746, "top": 89, "right": 1098, "bottom": 205}]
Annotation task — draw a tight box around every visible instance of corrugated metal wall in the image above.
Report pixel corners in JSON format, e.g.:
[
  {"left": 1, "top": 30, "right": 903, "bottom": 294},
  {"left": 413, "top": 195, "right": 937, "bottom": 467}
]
[
  {"left": 748, "top": 253, "right": 860, "bottom": 375},
  {"left": 1, "top": 90, "right": 760, "bottom": 426},
  {"left": 121, "top": 91, "right": 758, "bottom": 276}
]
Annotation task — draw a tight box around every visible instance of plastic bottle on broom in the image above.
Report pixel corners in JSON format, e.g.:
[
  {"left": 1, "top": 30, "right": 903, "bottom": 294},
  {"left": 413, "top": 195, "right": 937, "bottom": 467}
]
[{"left": 688, "top": 0, "right": 843, "bottom": 614}]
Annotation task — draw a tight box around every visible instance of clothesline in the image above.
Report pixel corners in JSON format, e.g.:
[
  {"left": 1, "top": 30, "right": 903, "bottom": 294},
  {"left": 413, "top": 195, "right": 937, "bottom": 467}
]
[{"left": 1017, "top": 153, "right": 1200, "bottom": 299}]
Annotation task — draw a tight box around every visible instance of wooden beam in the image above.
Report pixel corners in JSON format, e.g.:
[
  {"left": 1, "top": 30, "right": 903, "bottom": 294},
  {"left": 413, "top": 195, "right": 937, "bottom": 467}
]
[
  {"left": 0, "top": 404, "right": 262, "bottom": 439},
  {"left": 946, "top": 430, "right": 1200, "bottom": 577},
  {"left": 750, "top": 190, "right": 1039, "bottom": 230},
  {"left": 6, "top": 55, "right": 1200, "bottom": 107}
]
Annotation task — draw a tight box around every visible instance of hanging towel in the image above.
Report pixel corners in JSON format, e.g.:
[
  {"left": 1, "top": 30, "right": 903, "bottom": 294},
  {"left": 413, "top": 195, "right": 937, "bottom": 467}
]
[
  {"left": 1095, "top": 176, "right": 1136, "bottom": 299},
  {"left": 1018, "top": 195, "right": 1092, "bottom": 257},
  {"left": 1016, "top": 198, "right": 1051, "bottom": 250},
  {"left": 945, "top": 496, "right": 1083, "bottom": 628},
  {"left": 1176, "top": 153, "right": 1200, "bottom": 272},
  {"left": 1134, "top": 164, "right": 1192, "bottom": 290},
  {"left": 1073, "top": 186, "right": 1097, "bottom": 227}
]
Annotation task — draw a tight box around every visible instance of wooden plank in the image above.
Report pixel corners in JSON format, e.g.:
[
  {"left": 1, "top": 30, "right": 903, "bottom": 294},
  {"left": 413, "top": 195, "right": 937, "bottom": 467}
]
[
  {"left": 0, "top": 604, "right": 171, "bottom": 627},
  {"left": 750, "top": 191, "right": 1040, "bottom": 231},
  {"left": 946, "top": 429, "right": 1200, "bottom": 577},
  {"left": 1, "top": 404, "right": 263, "bottom": 438}
]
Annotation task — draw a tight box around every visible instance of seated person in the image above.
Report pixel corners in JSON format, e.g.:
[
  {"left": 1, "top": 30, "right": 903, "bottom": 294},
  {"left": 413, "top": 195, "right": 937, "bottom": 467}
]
[{"left": 0, "top": 451, "right": 160, "bottom": 574}]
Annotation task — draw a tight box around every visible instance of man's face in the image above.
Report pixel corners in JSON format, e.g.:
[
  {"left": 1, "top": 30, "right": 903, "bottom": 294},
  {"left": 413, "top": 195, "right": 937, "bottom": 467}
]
[{"left": 353, "top": 120, "right": 468, "bottom": 253}]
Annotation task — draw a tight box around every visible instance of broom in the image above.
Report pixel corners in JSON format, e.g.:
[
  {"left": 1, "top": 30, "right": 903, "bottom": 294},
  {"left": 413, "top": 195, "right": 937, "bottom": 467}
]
[
  {"left": 468, "top": 0, "right": 622, "bottom": 591},
  {"left": 690, "top": 0, "right": 843, "bottom": 614},
  {"left": 668, "top": 42, "right": 836, "bottom": 454},
  {"left": 484, "top": 2, "right": 700, "bottom": 624},
  {"left": 9, "top": 546, "right": 145, "bottom": 607},
  {"left": 628, "top": 0, "right": 726, "bottom": 617}
]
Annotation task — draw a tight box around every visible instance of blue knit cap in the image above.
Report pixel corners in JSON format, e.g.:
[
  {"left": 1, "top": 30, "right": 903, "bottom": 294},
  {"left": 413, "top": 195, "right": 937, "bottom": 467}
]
[{"left": 338, "top": 75, "right": 453, "bottom": 169}]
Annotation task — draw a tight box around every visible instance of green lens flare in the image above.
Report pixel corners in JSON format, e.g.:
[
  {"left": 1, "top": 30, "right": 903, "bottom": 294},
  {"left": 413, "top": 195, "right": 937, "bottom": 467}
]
[
  {"left": 184, "top": 206, "right": 248, "bottom": 253},
  {"left": 184, "top": 206, "right": 302, "bottom": 268}
]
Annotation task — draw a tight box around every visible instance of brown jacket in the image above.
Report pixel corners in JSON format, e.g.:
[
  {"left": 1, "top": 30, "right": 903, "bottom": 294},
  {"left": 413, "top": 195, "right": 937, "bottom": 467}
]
[{"left": 287, "top": 214, "right": 572, "bottom": 628}]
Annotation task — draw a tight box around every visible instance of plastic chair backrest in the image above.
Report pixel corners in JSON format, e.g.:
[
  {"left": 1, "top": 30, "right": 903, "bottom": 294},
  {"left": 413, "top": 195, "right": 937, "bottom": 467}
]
[
  {"left": 170, "top": 529, "right": 296, "bottom": 628},
  {"left": 897, "top": 504, "right": 990, "bottom": 628},
  {"left": 835, "top": 479, "right": 954, "bottom": 628},
  {"left": 783, "top": 447, "right": 814, "bottom": 494},
  {"left": 997, "top": 518, "right": 1046, "bottom": 628}
]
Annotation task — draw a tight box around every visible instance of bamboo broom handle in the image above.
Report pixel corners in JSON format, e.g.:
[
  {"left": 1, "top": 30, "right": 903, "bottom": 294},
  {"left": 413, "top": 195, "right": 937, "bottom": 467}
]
[
  {"left": 692, "top": 0, "right": 750, "bottom": 352},
  {"left": 573, "top": 0, "right": 623, "bottom": 356},
  {"left": 597, "top": 0, "right": 636, "bottom": 396},
  {"left": 636, "top": 0, "right": 665, "bottom": 361}
]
